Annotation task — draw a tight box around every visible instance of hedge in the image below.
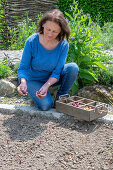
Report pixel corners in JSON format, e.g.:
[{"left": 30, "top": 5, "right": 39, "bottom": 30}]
[{"left": 56, "top": 0, "right": 113, "bottom": 26}]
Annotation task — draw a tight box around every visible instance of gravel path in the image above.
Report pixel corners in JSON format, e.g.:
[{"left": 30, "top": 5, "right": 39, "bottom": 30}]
[
  {"left": 0, "top": 50, "right": 23, "bottom": 64},
  {"left": 0, "top": 112, "right": 113, "bottom": 170},
  {"left": 0, "top": 49, "right": 113, "bottom": 64},
  {"left": 0, "top": 96, "right": 31, "bottom": 106}
]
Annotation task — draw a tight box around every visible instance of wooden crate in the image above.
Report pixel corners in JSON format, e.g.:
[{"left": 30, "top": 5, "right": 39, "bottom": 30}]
[{"left": 56, "top": 95, "right": 108, "bottom": 121}]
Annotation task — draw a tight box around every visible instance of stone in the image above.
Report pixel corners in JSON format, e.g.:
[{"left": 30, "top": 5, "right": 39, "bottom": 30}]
[
  {"left": 0, "top": 79, "right": 16, "bottom": 97},
  {"left": 77, "top": 85, "right": 113, "bottom": 104},
  {"left": 7, "top": 76, "right": 19, "bottom": 87}
]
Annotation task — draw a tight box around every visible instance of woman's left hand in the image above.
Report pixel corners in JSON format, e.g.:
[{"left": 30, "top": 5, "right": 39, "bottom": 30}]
[{"left": 36, "top": 84, "right": 48, "bottom": 99}]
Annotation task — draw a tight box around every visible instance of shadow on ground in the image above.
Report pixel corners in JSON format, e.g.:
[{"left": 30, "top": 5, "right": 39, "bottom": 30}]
[{"left": 2, "top": 112, "right": 103, "bottom": 142}]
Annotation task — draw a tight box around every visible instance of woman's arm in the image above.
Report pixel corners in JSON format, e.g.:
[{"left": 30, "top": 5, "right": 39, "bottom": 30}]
[
  {"left": 18, "top": 39, "right": 32, "bottom": 82},
  {"left": 45, "top": 77, "right": 58, "bottom": 87},
  {"left": 49, "top": 42, "right": 69, "bottom": 81},
  {"left": 17, "top": 37, "right": 32, "bottom": 95}
]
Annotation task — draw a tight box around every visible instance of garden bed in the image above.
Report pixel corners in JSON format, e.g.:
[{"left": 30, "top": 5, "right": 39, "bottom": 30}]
[{"left": 0, "top": 112, "right": 113, "bottom": 169}]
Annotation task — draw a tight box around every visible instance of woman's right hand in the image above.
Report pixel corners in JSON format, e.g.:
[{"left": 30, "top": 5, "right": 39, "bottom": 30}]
[{"left": 17, "top": 79, "right": 28, "bottom": 96}]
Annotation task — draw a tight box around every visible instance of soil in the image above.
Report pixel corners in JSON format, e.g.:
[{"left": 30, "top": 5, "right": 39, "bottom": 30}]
[{"left": 0, "top": 112, "right": 113, "bottom": 170}]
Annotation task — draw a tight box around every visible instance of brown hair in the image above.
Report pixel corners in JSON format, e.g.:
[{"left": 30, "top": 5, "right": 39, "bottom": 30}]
[{"left": 38, "top": 9, "right": 70, "bottom": 41}]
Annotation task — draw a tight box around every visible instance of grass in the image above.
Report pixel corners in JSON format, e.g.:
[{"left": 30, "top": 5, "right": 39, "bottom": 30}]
[{"left": 98, "top": 22, "right": 113, "bottom": 50}]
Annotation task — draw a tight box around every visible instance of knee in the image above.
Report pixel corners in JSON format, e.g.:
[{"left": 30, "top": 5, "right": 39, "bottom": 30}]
[
  {"left": 67, "top": 62, "right": 79, "bottom": 75},
  {"left": 38, "top": 101, "right": 53, "bottom": 111},
  {"left": 39, "top": 105, "right": 51, "bottom": 111}
]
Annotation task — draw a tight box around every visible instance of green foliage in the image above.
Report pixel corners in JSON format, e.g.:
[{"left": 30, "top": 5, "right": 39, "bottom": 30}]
[
  {"left": 2, "top": 54, "right": 14, "bottom": 69},
  {"left": 98, "top": 22, "right": 113, "bottom": 50},
  {"left": 13, "top": 62, "right": 20, "bottom": 74},
  {"left": 14, "top": 88, "right": 19, "bottom": 96},
  {"left": 98, "top": 65, "right": 113, "bottom": 86},
  {"left": 0, "top": 0, "right": 6, "bottom": 49},
  {"left": 56, "top": 0, "right": 73, "bottom": 16},
  {"left": 0, "top": 62, "right": 12, "bottom": 78},
  {"left": 57, "top": 0, "right": 113, "bottom": 27},
  {"left": 66, "top": 1, "right": 109, "bottom": 94},
  {"left": 9, "top": 12, "right": 42, "bottom": 50},
  {"left": 77, "top": 0, "right": 113, "bottom": 26}
]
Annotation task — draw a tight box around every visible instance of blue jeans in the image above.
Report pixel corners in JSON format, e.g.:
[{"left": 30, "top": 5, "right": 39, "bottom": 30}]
[{"left": 27, "top": 63, "right": 79, "bottom": 111}]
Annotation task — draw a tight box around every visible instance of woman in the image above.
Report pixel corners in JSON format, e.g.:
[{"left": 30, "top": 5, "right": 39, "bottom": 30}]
[{"left": 17, "top": 9, "right": 79, "bottom": 111}]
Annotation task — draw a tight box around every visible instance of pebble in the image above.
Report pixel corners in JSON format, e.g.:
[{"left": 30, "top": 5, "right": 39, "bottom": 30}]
[
  {"left": 0, "top": 50, "right": 23, "bottom": 64},
  {"left": 103, "top": 166, "right": 110, "bottom": 170},
  {"left": 75, "top": 125, "right": 79, "bottom": 129},
  {"left": 0, "top": 96, "right": 30, "bottom": 105}
]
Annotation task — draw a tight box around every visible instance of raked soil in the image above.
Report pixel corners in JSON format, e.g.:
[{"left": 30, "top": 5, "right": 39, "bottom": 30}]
[{"left": 0, "top": 112, "right": 113, "bottom": 170}]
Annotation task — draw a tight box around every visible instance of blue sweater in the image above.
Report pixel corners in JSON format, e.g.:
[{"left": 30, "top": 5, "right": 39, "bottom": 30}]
[{"left": 18, "top": 33, "right": 69, "bottom": 82}]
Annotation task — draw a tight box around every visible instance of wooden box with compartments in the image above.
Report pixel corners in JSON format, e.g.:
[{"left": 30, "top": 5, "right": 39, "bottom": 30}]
[{"left": 56, "top": 95, "right": 108, "bottom": 121}]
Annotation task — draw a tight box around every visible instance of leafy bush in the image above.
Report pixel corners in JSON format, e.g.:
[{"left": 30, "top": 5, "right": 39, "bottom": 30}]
[
  {"left": 56, "top": 0, "right": 73, "bottom": 16},
  {"left": 2, "top": 54, "right": 14, "bottom": 69},
  {"left": 98, "top": 65, "right": 113, "bottom": 86},
  {"left": 65, "top": 1, "right": 109, "bottom": 94},
  {"left": 13, "top": 62, "right": 20, "bottom": 74},
  {"left": 0, "top": 62, "right": 12, "bottom": 78},
  {"left": 98, "top": 22, "right": 113, "bottom": 50},
  {"left": 0, "top": 0, "right": 6, "bottom": 49},
  {"left": 57, "top": 0, "right": 113, "bottom": 27},
  {"left": 9, "top": 13, "right": 42, "bottom": 50},
  {"left": 77, "top": 0, "right": 113, "bottom": 27}
]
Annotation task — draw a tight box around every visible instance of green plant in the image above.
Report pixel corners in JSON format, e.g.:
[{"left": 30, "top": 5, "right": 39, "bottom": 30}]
[
  {"left": 14, "top": 88, "right": 19, "bottom": 96},
  {"left": 2, "top": 53, "right": 14, "bottom": 69},
  {"left": 98, "top": 22, "right": 113, "bottom": 50},
  {"left": 57, "top": 0, "right": 113, "bottom": 27},
  {"left": 66, "top": 1, "right": 108, "bottom": 94},
  {"left": 0, "top": 62, "right": 12, "bottom": 78},
  {"left": 13, "top": 61, "right": 20, "bottom": 74},
  {"left": 56, "top": 0, "right": 73, "bottom": 16},
  {"left": 0, "top": 0, "right": 6, "bottom": 49},
  {"left": 9, "top": 12, "right": 42, "bottom": 50},
  {"left": 77, "top": 0, "right": 113, "bottom": 27},
  {"left": 98, "top": 65, "right": 113, "bottom": 86}
]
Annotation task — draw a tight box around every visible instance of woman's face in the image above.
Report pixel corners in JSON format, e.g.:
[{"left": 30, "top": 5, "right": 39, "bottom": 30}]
[{"left": 42, "top": 21, "right": 61, "bottom": 41}]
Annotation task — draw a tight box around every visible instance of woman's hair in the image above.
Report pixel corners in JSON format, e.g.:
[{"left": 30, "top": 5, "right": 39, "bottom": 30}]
[{"left": 38, "top": 9, "right": 70, "bottom": 41}]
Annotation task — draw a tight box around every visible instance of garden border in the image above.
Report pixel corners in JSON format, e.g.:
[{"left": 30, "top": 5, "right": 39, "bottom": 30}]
[{"left": 0, "top": 103, "right": 113, "bottom": 124}]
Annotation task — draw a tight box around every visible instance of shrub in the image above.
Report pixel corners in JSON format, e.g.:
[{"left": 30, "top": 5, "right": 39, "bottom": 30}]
[
  {"left": 57, "top": 0, "right": 113, "bottom": 27},
  {"left": 98, "top": 65, "right": 113, "bottom": 86},
  {"left": 0, "top": 0, "right": 6, "bottom": 49},
  {"left": 77, "top": 0, "right": 113, "bottom": 27},
  {"left": 2, "top": 54, "right": 14, "bottom": 69},
  {"left": 13, "top": 62, "right": 20, "bottom": 74},
  {"left": 0, "top": 62, "right": 12, "bottom": 78},
  {"left": 65, "top": 1, "right": 109, "bottom": 94},
  {"left": 98, "top": 22, "right": 113, "bottom": 50},
  {"left": 8, "top": 12, "right": 42, "bottom": 50},
  {"left": 56, "top": 0, "right": 73, "bottom": 16}
]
